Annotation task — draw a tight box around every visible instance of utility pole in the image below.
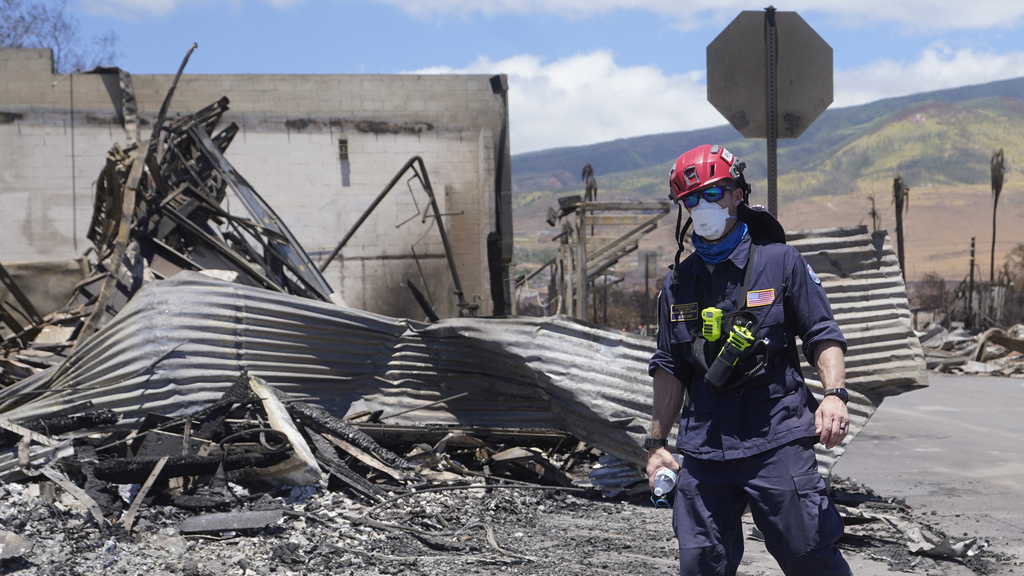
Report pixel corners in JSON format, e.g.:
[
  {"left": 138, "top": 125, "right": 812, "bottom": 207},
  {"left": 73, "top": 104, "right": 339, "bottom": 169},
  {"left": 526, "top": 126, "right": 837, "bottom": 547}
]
[
  {"left": 990, "top": 149, "right": 1005, "bottom": 284},
  {"left": 893, "top": 176, "right": 909, "bottom": 278},
  {"left": 968, "top": 237, "right": 976, "bottom": 330}
]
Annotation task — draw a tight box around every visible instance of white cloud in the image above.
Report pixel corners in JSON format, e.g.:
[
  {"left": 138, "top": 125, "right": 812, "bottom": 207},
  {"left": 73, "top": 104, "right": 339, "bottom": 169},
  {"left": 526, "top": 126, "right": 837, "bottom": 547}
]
[
  {"left": 78, "top": 0, "right": 301, "bottom": 18},
  {"left": 835, "top": 43, "right": 1024, "bottom": 107},
  {"left": 798, "top": 0, "right": 1024, "bottom": 33},
  {"left": 421, "top": 43, "right": 1024, "bottom": 153},
  {"left": 415, "top": 51, "right": 720, "bottom": 153},
  {"left": 77, "top": 0, "right": 1024, "bottom": 31},
  {"left": 374, "top": 0, "right": 1024, "bottom": 32},
  {"left": 78, "top": 0, "right": 181, "bottom": 17}
]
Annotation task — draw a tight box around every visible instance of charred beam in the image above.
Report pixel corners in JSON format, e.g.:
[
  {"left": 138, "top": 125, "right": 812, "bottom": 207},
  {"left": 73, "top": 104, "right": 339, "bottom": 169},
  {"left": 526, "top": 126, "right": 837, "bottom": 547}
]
[
  {"left": 308, "top": 431, "right": 387, "bottom": 502},
  {"left": 0, "top": 410, "right": 121, "bottom": 449},
  {"left": 0, "top": 262, "right": 43, "bottom": 326},
  {"left": 289, "top": 402, "right": 413, "bottom": 471},
  {"left": 92, "top": 452, "right": 289, "bottom": 484},
  {"left": 355, "top": 424, "right": 575, "bottom": 451}
]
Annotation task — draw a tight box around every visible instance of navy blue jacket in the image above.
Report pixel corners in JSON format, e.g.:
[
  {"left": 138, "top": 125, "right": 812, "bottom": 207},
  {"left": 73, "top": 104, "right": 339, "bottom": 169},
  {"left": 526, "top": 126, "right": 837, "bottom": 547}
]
[{"left": 649, "top": 232, "right": 846, "bottom": 460}]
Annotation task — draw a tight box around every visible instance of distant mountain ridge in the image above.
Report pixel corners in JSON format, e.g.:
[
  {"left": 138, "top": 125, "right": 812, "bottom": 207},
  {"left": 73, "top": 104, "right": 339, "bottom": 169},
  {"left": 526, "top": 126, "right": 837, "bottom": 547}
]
[
  {"left": 511, "top": 75, "right": 1024, "bottom": 194},
  {"left": 510, "top": 75, "right": 1024, "bottom": 282}
]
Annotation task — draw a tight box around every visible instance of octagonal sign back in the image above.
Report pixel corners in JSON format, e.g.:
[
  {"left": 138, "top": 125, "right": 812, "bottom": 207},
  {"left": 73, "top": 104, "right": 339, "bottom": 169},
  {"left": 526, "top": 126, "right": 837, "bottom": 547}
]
[{"left": 707, "top": 11, "right": 832, "bottom": 139}]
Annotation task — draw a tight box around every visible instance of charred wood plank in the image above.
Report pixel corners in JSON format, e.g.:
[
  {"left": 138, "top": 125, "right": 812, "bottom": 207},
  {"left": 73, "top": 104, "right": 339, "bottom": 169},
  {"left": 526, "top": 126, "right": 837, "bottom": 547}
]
[
  {"left": 121, "top": 455, "right": 168, "bottom": 531},
  {"left": 354, "top": 423, "right": 575, "bottom": 451},
  {"left": 0, "top": 263, "right": 43, "bottom": 326},
  {"left": 191, "top": 377, "right": 256, "bottom": 440},
  {"left": 0, "top": 409, "right": 120, "bottom": 449},
  {"left": 171, "top": 492, "right": 236, "bottom": 512},
  {"left": 320, "top": 432, "right": 416, "bottom": 482},
  {"left": 0, "top": 418, "right": 61, "bottom": 449},
  {"left": 92, "top": 452, "right": 289, "bottom": 484},
  {"left": 289, "top": 402, "right": 412, "bottom": 471},
  {"left": 308, "top": 431, "right": 387, "bottom": 503},
  {"left": 38, "top": 466, "right": 108, "bottom": 526}
]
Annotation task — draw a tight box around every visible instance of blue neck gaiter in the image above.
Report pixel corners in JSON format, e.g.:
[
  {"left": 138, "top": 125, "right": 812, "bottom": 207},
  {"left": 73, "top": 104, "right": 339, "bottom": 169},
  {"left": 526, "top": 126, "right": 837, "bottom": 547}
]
[{"left": 693, "top": 221, "right": 747, "bottom": 265}]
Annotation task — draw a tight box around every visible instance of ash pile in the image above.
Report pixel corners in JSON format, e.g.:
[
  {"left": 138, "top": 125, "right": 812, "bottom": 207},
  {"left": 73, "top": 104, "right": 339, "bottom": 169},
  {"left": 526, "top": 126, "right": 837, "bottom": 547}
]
[{"left": 0, "top": 372, "right": 606, "bottom": 574}]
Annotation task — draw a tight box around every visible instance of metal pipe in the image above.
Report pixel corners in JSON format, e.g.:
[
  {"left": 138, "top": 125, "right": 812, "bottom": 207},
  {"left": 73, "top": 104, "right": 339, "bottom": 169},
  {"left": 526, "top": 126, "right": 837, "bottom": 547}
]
[
  {"left": 414, "top": 158, "right": 471, "bottom": 315},
  {"left": 320, "top": 156, "right": 472, "bottom": 316},
  {"left": 319, "top": 156, "right": 421, "bottom": 272}
]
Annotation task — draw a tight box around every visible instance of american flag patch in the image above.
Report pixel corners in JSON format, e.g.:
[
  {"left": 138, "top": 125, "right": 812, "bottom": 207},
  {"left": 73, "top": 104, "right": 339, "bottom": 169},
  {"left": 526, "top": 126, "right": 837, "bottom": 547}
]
[{"left": 747, "top": 289, "right": 775, "bottom": 307}]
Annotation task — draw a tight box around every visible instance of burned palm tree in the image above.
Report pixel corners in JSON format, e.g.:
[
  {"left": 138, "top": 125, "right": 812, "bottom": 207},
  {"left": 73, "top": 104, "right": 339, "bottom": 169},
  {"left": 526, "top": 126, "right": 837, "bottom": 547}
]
[
  {"left": 892, "top": 175, "right": 910, "bottom": 278},
  {"left": 582, "top": 162, "right": 598, "bottom": 235},
  {"left": 867, "top": 193, "right": 881, "bottom": 233},
  {"left": 582, "top": 163, "right": 598, "bottom": 202},
  {"left": 990, "top": 149, "right": 1006, "bottom": 284}
]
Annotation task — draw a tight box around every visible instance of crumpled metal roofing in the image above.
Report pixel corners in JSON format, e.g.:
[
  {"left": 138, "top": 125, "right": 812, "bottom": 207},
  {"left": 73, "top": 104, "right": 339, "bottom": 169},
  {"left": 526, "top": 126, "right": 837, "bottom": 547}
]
[
  {"left": 0, "top": 272, "right": 655, "bottom": 471},
  {"left": 0, "top": 226, "right": 927, "bottom": 479},
  {"left": 789, "top": 226, "right": 929, "bottom": 475}
]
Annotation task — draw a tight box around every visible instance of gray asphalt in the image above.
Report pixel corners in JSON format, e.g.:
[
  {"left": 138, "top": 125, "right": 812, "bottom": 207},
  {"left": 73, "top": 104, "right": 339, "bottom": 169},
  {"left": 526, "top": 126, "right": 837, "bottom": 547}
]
[{"left": 742, "top": 373, "right": 1024, "bottom": 575}]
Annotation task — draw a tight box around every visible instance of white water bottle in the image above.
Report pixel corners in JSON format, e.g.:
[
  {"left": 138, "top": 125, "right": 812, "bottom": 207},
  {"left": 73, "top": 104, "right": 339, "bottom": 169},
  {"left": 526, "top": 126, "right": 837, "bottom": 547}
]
[
  {"left": 652, "top": 454, "right": 684, "bottom": 498},
  {"left": 652, "top": 467, "right": 678, "bottom": 497}
]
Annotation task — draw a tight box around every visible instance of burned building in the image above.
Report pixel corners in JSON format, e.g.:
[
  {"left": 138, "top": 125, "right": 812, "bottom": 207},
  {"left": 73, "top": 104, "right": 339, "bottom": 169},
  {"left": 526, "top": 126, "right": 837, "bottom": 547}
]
[
  {"left": 0, "top": 47, "right": 512, "bottom": 320},
  {"left": 0, "top": 46, "right": 930, "bottom": 500}
]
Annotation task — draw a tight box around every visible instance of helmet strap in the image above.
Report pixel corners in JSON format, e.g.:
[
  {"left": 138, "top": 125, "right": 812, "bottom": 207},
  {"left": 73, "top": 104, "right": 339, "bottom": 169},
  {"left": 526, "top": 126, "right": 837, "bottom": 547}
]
[{"left": 670, "top": 207, "right": 692, "bottom": 285}]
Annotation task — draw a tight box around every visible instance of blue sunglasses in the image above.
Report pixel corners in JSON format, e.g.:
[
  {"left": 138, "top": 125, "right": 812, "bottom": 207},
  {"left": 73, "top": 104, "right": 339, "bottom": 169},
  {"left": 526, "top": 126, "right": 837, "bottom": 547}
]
[{"left": 681, "top": 186, "right": 732, "bottom": 209}]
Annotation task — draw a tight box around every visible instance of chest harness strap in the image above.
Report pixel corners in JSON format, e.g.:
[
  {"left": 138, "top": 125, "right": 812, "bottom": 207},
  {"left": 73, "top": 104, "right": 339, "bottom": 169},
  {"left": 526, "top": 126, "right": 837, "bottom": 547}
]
[{"left": 689, "top": 244, "right": 785, "bottom": 393}]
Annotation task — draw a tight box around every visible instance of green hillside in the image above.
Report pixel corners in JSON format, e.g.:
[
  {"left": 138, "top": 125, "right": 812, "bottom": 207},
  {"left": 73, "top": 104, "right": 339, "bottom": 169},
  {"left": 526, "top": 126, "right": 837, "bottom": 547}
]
[
  {"left": 513, "top": 75, "right": 1024, "bottom": 194},
  {"left": 512, "top": 77, "right": 1024, "bottom": 285}
]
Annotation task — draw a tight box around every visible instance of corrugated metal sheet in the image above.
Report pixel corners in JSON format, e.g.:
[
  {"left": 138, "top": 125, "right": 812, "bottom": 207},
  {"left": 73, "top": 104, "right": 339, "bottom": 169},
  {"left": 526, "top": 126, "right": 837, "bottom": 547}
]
[
  {"left": 0, "top": 226, "right": 927, "bottom": 481},
  {"left": 0, "top": 272, "right": 655, "bottom": 473},
  {"left": 789, "top": 226, "right": 929, "bottom": 476}
]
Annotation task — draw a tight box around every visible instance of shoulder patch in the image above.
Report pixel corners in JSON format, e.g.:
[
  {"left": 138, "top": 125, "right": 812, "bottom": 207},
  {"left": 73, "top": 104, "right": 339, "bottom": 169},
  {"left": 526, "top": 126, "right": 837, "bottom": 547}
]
[
  {"left": 807, "top": 263, "right": 821, "bottom": 285},
  {"left": 670, "top": 303, "right": 698, "bottom": 322}
]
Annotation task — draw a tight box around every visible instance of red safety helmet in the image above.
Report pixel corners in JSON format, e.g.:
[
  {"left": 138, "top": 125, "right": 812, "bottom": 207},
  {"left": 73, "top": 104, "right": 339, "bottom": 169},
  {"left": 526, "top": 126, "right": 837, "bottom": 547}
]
[{"left": 668, "top": 144, "right": 748, "bottom": 202}]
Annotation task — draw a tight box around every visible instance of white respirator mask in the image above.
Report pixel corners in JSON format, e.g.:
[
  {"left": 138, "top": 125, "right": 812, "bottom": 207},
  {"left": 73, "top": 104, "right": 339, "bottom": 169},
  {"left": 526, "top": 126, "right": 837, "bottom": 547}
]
[{"left": 690, "top": 199, "right": 732, "bottom": 240}]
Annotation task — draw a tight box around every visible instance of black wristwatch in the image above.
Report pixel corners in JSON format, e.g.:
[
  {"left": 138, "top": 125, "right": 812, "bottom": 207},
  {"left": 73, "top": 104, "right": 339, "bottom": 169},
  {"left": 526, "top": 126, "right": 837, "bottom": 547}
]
[
  {"left": 643, "top": 435, "right": 668, "bottom": 450},
  {"left": 823, "top": 388, "right": 849, "bottom": 404}
]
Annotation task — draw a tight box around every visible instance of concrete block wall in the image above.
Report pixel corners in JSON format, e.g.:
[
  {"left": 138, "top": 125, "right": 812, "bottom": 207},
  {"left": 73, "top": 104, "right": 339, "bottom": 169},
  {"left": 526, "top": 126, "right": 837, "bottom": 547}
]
[{"left": 0, "top": 48, "right": 508, "bottom": 319}]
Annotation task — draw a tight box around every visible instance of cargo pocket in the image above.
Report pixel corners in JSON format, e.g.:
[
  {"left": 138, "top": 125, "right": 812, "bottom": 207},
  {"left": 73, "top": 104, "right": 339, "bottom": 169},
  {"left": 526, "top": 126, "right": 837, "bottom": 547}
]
[{"left": 791, "top": 470, "right": 845, "bottom": 554}]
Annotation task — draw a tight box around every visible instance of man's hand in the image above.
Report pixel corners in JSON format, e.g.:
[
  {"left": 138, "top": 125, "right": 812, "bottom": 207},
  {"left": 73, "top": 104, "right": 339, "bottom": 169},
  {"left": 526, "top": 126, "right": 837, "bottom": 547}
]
[
  {"left": 646, "top": 446, "right": 680, "bottom": 492},
  {"left": 813, "top": 341, "right": 849, "bottom": 450},
  {"left": 815, "top": 394, "right": 849, "bottom": 449}
]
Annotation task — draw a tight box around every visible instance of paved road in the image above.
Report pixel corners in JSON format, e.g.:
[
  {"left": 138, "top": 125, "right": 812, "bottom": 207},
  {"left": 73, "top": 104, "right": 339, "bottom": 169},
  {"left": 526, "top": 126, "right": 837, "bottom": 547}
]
[
  {"left": 834, "top": 373, "right": 1024, "bottom": 574},
  {"left": 742, "top": 373, "right": 1024, "bottom": 575}
]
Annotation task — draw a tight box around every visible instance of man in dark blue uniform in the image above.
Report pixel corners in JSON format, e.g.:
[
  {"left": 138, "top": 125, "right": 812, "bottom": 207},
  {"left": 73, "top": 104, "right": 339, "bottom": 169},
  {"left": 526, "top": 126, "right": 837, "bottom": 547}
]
[{"left": 645, "top": 144, "right": 853, "bottom": 575}]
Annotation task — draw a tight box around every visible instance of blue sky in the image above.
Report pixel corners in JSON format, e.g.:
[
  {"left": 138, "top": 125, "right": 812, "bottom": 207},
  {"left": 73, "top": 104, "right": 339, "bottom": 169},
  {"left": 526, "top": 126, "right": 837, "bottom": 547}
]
[{"left": 72, "top": 0, "right": 1024, "bottom": 153}]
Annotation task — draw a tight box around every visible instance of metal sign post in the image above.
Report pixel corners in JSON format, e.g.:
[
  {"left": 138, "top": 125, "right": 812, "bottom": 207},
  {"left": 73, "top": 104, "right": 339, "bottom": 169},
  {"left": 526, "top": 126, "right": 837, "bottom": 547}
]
[
  {"left": 764, "top": 7, "right": 779, "bottom": 216},
  {"left": 707, "top": 8, "right": 832, "bottom": 216}
]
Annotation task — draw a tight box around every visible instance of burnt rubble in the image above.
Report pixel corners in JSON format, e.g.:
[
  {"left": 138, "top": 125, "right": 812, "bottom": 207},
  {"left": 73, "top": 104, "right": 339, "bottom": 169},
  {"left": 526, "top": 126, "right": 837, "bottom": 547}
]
[
  {"left": 0, "top": 371, "right": 622, "bottom": 574},
  {"left": 0, "top": 69, "right": 957, "bottom": 571},
  {"left": 0, "top": 95, "right": 337, "bottom": 388},
  {"left": 5, "top": 372, "right": 589, "bottom": 521},
  {"left": 919, "top": 323, "right": 1024, "bottom": 376}
]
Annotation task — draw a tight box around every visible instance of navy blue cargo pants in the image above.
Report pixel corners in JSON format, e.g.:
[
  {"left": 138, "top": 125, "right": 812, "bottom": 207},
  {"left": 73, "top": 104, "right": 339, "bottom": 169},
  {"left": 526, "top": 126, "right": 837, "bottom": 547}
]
[{"left": 671, "top": 438, "right": 851, "bottom": 576}]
